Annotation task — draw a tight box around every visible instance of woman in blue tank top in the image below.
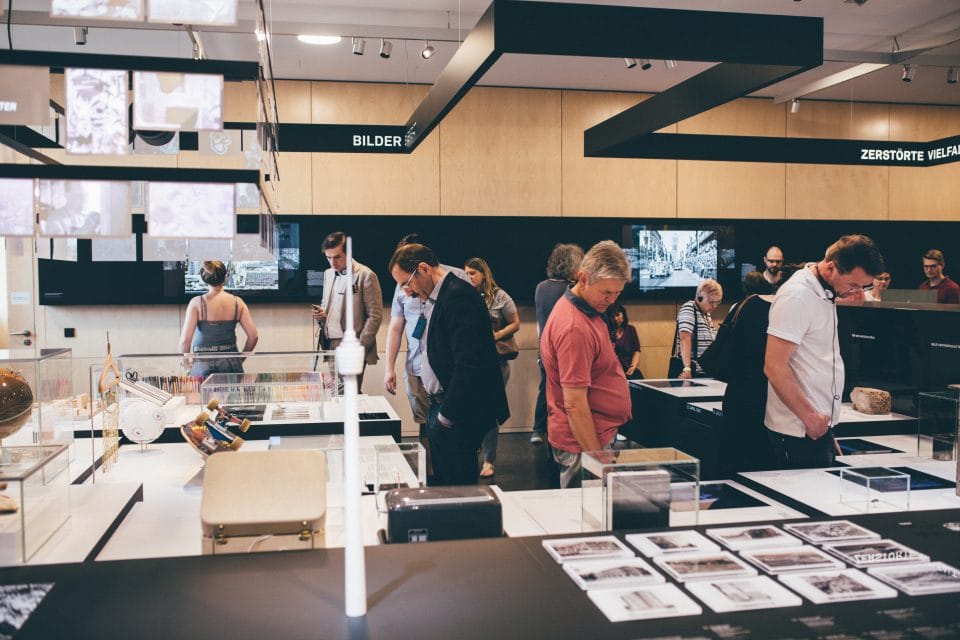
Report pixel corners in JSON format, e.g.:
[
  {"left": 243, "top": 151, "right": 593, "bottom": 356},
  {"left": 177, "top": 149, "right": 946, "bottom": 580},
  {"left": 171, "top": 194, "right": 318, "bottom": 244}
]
[{"left": 178, "top": 261, "right": 259, "bottom": 378}]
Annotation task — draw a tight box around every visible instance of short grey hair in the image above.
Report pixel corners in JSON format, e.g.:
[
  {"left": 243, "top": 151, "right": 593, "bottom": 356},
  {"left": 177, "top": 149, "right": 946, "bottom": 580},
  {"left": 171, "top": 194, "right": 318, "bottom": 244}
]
[
  {"left": 579, "top": 240, "right": 631, "bottom": 284},
  {"left": 696, "top": 278, "right": 723, "bottom": 301},
  {"left": 545, "top": 243, "right": 584, "bottom": 281}
]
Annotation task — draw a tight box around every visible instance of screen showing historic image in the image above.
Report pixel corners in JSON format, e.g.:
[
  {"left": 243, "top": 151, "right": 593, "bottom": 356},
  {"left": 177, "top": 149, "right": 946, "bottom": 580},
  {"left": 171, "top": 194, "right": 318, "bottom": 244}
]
[
  {"left": 65, "top": 68, "right": 128, "bottom": 155},
  {"left": 148, "top": 0, "right": 237, "bottom": 25},
  {"left": 0, "top": 178, "right": 35, "bottom": 236},
  {"left": 146, "top": 182, "right": 234, "bottom": 238},
  {"left": 625, "top": 226, "right": 730, "bottom": 291},
  {"left": 133, "top": 71, "right": 223, "bottom": 131},
  {"left": 38, "top": 180, "right": 131, "bottom": 237},
  {"left": 52, "top": 0, "right": 142, "bottom": 20},
  {"left": 183, "top": 223, "right": 298, "bottom": 293}
]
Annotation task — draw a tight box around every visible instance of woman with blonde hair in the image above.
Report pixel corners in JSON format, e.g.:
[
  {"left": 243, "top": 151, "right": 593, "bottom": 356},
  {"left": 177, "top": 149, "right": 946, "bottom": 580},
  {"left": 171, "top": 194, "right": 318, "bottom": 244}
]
[
  {"left": 464, "top": 256, "right": 520, "bottom": 478},
  {"left": 179, "top": 261, "right": 259, "bottom": 377}
]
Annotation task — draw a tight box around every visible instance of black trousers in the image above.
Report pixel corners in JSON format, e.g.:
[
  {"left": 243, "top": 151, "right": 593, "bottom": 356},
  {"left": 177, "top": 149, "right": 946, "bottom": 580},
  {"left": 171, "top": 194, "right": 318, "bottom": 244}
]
[
  {"left": 768, "top": 429, "right": 837, "bottom": 469},
  {"left": 426, "top": 402, "right": 487, "bottom": 485}
]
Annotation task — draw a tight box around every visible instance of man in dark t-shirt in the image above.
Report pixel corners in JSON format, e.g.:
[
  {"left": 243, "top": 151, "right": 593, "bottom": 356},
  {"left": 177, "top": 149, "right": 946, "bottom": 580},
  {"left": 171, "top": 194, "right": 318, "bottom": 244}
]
[{"left": 919, "top": 249, "right": 960, "bottom": 304}]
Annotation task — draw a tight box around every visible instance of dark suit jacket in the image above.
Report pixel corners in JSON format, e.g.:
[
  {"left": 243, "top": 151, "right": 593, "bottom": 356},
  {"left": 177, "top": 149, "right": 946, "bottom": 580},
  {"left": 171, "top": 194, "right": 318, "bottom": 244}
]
[{"left": 427, "top": 273, "right": 510, "bottom": 435}]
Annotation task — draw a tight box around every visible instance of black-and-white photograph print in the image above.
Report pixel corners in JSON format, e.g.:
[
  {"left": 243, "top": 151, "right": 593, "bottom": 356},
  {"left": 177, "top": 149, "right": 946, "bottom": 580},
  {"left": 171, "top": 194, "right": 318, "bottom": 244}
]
[
  {"left": 868, "top": 561, "right": 960, "bottom": 596},
  {"left": 779, "top": 569, "right": 897, "bottom": 604},
  {"left": 65, "top": 68, "right": 128, "bottom": 155},
  {"left": 51, "top": 0, "right": 142, "bottom": 20},
  {"left": 686, "top": 576, "right": 802, "bottom": 613},
  {"left": 542, "top": 535, "right": 634, "bottom": 564},
  {"left": 146, "top": 182, "right": 234, "bottom": 239},
  {"left": 38, "top": 180, "right": 130, "bottom": 237},
  {"left": 626, "top": 530, "right": 720, "bottom": 557},
  {"left": 148, "top": 0, "right": 237, "bottom": 25},
  {"left": 0, "top": 178, "right": 35, "bottom": 236},
  {"left": 706, "top": 525, "right": 801, "bottom": 551},
  {"left": 784, "top": 520, "right": 880, "bottom": 544},
  {"left": 654, "top": 551, "right": 756, "bottom": 582},
  {"left": 740, "top": 546, "right": 844, "bottom": 574},
  {"left": 628, "top": 227, "right": 717, "bottom": 290},
  {"left": 587, "top": 584, "right": 701, "bottom": 622},
  {"left": 133, "top": 71, "right": 223, "bottom": 131},
  {"left": 563, "top": 558, "right": 664, "bottom": 591},
  {"left": 823, "top": 539, "right": 928, "bottom": 568},
  {"left": 0, "top": 582, "right": 54, "bottom": 640}
]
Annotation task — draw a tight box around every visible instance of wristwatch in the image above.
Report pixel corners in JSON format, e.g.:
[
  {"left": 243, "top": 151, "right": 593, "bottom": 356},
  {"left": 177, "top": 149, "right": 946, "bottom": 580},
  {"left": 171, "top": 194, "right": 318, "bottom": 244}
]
[{"left": 682, "top": 366, "right": 692, "bottom": 373}]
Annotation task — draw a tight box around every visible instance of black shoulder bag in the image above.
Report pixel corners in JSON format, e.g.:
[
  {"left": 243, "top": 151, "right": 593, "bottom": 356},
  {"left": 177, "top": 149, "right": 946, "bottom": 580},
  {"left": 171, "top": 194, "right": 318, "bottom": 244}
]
[
  {"left": 667, "top": 301, "right": 698, "bottom": 378},
  {"left": 698, "top": 295, "right": 756, "bottom": 382}
]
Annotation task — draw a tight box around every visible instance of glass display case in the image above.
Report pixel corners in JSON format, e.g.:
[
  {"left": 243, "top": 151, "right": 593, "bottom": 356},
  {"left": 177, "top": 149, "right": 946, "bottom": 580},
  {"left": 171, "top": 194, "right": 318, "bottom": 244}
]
[
  {"left": 918, "top": 390, "right": 959, "bottom": 460},
  {"left": 581, "top": 448, "right": 700, "bottom": 532},
  {"left": 0, "top": 444, "right": 71, "bottom": 564},
  {"left": 838, "top": 466, "right": 911, "bottom": 512},
  {"left": 0, "top": 349, "right": 74, "bottom": 453}
]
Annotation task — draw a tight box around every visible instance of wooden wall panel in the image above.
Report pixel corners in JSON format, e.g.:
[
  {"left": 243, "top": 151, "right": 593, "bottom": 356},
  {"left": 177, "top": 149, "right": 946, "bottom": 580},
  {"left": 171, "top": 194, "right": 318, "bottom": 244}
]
[
  {"left": 889, "top": 104, "right": 960, "bottom": 219},
  {"left": 272, "top": 152, "right": 312, "bottom": 213},
  {"left": 786, "top": 102, "right": 889, "bottom": 140},
  {"left": 678, "top": 98, "right": 786, "bottom": 218},
  {"left": 275, "top": 80, "right": 311, "bottom": 123},
  {"left": 439, "top": 87, "right": 561, "bottom": 216},
  {"left": 786, "top": 165, "right": 889, "bottom": 219},
  {"left": 223, "top": 81, "right": 258, "bottom": 122},
  {"left": 561, "top": 90, "right": 676, "bottom": 218},
  {"left": 310, "top": 82, "right": 439, "bottom": 215}
]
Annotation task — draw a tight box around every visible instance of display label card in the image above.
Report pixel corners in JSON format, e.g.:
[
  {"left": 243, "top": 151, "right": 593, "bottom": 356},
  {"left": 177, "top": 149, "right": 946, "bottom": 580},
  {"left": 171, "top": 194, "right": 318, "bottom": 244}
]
[
  {"left": 0, "top": 65, "right": 50, "bottom": 125},
  {"left": 66, "top": 68, "right": 129, "bottom": 155}
]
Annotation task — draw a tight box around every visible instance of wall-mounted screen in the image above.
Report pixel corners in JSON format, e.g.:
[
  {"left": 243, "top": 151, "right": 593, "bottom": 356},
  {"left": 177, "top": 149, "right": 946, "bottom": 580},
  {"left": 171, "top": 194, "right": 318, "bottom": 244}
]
[
  {"left": 146, "top": 182, "right": 234, "bottom": 239},
  {"left": 148, "top": 0, "right": 236, "bottom": 25},
  {"left": 0, "top": 178, "right": 35, "bottom": 236},
  {"left": 133, "top": 71, "right": 223, "bottom": 131},
  {"left": 52, "top": 0, "right": 142, "bottom": 20},
  {"left": 622, "top": 225, "right": 735, "bottom": 292},
  {"left": 37, "top": 180, "right": 131, "bottom": 237},
  {"left": 65, "top": 68, "right": 128, "bottom": 155}
]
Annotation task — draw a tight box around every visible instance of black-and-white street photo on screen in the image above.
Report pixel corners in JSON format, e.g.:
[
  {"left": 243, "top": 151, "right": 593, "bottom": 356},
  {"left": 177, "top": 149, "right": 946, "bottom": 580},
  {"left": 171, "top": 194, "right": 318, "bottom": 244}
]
[
  {"left": 65, "top": 68, "right": 128, "bottom": 155},
  {"left": 146, "top": 182, "right": 234, "bottom": 239},
  {"left": 52, "top": 0, "right": 142, "bottom": 20},
  {"left": 38, "top": 180, "right": 130, "bottom": 237},
  {"left": 627, "top": 227, "right": 717, "bottom": 291},
  {"left": 133, "top": 71, "right": 223, "bottom": 131},
  {"left": 148, "top": 0, "right": 236, "bottom": 25},
  {"left": 0, "top": 178, "right": 35, "bottom": 236}
]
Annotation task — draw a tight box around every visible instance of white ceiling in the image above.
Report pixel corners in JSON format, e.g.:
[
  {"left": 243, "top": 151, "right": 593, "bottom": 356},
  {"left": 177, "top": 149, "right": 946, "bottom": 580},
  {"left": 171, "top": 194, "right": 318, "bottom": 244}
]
[{"left": 8, "top": 0, "right": 960, "bottom": 108}]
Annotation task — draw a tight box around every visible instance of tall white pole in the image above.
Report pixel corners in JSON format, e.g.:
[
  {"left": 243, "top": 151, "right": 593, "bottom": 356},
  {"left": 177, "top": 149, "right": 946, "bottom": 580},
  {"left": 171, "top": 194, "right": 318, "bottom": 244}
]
[{"left": 336, "top": 236, "right": 367, "bottom": 617}]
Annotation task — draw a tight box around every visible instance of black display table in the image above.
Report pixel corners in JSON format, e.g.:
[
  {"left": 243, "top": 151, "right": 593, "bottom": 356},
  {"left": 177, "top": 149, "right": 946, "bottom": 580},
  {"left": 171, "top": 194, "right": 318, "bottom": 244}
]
[{"left": 4, "top": 510, "right": 959, "bottom": 639}]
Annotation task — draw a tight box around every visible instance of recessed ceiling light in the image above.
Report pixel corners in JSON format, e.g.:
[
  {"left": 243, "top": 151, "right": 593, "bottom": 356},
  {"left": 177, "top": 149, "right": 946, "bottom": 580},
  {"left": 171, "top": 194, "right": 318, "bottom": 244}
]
[{"left": 297, "top": 35, "right": 342, "bottom": 45}]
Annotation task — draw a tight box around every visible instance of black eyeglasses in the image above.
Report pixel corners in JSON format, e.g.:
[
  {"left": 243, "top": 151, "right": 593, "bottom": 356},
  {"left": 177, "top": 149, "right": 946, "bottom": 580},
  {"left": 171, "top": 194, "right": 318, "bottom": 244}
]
[{"left": 400, "top": 270, "right": 417, "bottom": 290}]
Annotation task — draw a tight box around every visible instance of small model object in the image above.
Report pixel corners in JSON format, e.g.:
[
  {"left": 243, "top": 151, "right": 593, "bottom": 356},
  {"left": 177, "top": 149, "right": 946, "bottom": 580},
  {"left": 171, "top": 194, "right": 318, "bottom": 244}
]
[
  {"left": 0, "top": 493, "right": 18, "bottom": 513},
  {"left": 180, "top": 398, "right": 249, "bottom": 457},
  {"left": 850, "top": 387, "right": 892, "bottom": 415},
  {"left": 0, "top": 368, "right": 33, "bottom": 440},
  {"left": 119, "top": 398, "right": 167, "bottom": 446}
]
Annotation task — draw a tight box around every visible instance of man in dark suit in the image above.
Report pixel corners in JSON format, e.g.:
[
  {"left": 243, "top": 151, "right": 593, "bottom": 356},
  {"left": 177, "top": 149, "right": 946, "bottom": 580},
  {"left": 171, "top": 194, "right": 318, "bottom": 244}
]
[{"left": 388, "top": 243, "right": 509, "bottom": 485}]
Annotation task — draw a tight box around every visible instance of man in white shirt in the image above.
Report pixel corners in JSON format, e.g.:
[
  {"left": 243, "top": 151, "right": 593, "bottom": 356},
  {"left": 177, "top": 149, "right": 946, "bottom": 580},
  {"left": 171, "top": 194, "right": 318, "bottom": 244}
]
[{"left": 763, "top": 235, "right": 885, "bottom": 469}]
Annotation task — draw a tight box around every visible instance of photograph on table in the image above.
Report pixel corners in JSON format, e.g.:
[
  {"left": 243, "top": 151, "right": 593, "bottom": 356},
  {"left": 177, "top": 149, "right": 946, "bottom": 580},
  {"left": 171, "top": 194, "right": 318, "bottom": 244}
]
[
  {"left": 823, "top": 539, "right": 929, "bottom": 568},
  {"left": 0, "top": 178, "right": 35, "bottom": 236},
  {"left": 65, "top": 68, "right": 128, "bottom": 155},
  {"left": 706, "top": 525, "right": 802, "bottom": 551},
  {"left": 587, "top": 583, "right": 701, "bottom": 623},
  {"left": 784, "top": 520, "right": 880, "bottom": 544},
  {"left": 38, "top": 180, "right": 131, "bottom": 237},
  {"left": 563, "top": 557, "right": 664, "bottom": 591},
  {"left": 147, "top": 0, "right": 237, "bottom": 25},
  {"left": 146, "top": 182, "right": 234, "bottom": 239},
  {"left": 654, "top": 551, "right": 756, "bottom": 583},
  {"left": 51, "top": 0, "right": 142, "bottom": 19},
  {"left": 868, "top": 561, "right": 960, "bottom": 596},
  {"left": 739, "top": 546, "right": 845, "bottom": 574},
  {"left": 541, "top": 535, "right": 634, "bottom": 564},
  {"left": 626, "top": 530, "right": 720, "bottom": 557},
  {"left": 0, "top": 583, "right": 55, "bottom": 639},
  {"left": 778, "top": 568, "right": 897, "bottom": 603},
  {"left": 685, "top": 576, "right": 803, "bottom": 613},
  {"left": 133, "top": 71, "right": 223, "bottom": 131}
]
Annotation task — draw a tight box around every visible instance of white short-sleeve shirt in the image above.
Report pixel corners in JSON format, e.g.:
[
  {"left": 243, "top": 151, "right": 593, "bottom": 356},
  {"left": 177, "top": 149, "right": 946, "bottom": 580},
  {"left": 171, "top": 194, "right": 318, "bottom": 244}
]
[{"left": 764, "top": 264, "right": 844, "bottom": 438}]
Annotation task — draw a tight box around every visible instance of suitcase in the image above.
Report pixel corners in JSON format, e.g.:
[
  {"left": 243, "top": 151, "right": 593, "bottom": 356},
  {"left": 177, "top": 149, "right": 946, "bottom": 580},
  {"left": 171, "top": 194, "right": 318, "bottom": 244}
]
[
  {"left": 384, "top": 485, "right": 502, "bottom": 543},
  {"left": 201, "top": 450, "right": 327, "bottom": 554}
]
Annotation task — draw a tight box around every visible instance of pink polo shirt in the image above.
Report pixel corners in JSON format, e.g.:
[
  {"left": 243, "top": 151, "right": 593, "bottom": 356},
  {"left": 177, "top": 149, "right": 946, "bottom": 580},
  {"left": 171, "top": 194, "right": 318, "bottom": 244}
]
[{"left": 541, "top": 292, "right": 631, "bottom": 453}]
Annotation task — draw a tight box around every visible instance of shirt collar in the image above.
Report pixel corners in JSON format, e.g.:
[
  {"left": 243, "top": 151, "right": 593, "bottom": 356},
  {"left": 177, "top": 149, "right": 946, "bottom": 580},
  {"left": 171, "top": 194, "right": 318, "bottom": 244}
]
[
  {"left": 564, "top": 287, "right": 602, "bottom": 318},
  {"left": 427, "top": 270, "right": 449, "bottom": 304}
]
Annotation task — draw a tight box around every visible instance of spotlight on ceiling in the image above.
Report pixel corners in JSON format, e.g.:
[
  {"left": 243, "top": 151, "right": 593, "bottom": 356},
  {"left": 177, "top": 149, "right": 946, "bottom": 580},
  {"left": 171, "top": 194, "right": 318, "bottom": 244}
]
[
  {"left": 421, "top": 41, "right": 436, "bottom": 59},
  {"left": 902, "top": 64, "right": 915, "bottom": 82},
  {"left": 352, "top": 37, "right": 365, "bottom": 55},
  {"left": 379, "top": 38, "right": 392, "bottom": 59},
  {"left": 948, "top": 67, "right": 958, "bottom": 85},
  {"left": 74, "top": 26, "right": 88, "bottom": 46},
  {"left": 297, "top": 34, "right": 341, "bottom": 45},
  {"left": 624, "top": 58, "right": 637, "bottom": 69},
  {"left": 664, "top": 59, "right": 678, "bottom": 70},
  {"left": 640, "top": 59, "right": 652, "bottom": 70},
  {"left": 790, "top": 99, "right": 800, "bottom": 114}
]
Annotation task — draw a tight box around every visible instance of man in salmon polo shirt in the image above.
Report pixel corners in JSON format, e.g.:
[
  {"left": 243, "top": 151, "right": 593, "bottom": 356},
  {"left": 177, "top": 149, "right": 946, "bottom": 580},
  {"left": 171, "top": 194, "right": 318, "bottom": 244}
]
[{"left": 541, "top": 240, "right": 633, "bottom": 489}]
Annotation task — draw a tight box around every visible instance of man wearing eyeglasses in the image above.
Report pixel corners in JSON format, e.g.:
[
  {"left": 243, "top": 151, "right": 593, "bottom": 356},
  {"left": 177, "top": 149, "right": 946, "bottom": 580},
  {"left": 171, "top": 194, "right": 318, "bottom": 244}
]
[
  {"left": 388, "top": 243, "right": 508, "bottom": 485},
  {"left": 918, "top": 249, "right": 960, "bottom": 304},
  {"left": 762, "top": 245, "right": 785, "bottom": 291},
  {"left": 311, "top": 231, "right": 383, "bottom": 391},
  {"left": 764, "top": 235, "right": 885, "bottom": 469}
]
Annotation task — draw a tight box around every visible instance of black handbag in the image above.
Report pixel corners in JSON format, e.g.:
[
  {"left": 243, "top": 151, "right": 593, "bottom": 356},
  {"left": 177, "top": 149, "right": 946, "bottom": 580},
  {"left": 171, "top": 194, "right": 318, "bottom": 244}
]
[
  {"left": 667, "top": 302, "right": 698, "bottom": 378},
  {"left": 698, "top": 295, "right": 755, "bottom": 382}
]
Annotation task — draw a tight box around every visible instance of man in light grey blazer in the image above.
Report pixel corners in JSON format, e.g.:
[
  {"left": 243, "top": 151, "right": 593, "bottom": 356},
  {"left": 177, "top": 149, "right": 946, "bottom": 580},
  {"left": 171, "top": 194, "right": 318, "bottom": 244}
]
[{"left": 311, "top": 231, "right": 383, "bottom": 391}]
